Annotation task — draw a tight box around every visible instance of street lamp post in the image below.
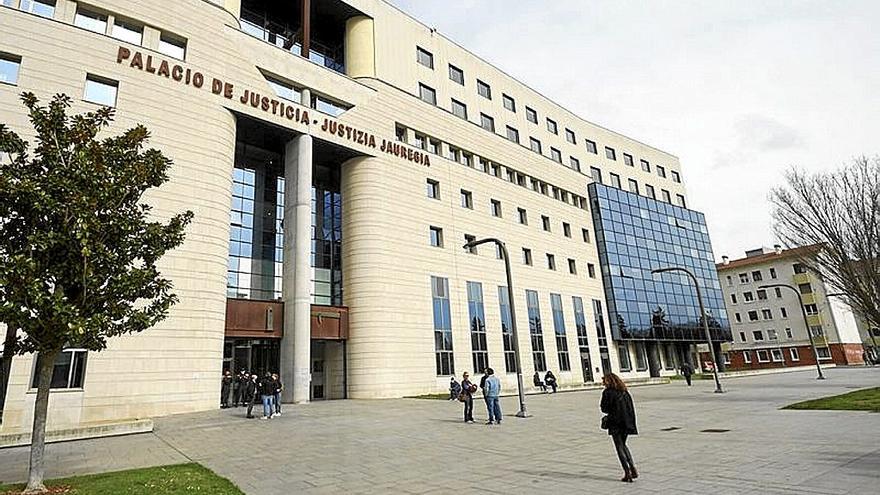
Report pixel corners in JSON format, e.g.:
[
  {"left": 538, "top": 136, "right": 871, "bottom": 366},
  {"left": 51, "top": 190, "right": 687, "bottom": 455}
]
[
  {"left": 759, "top": 283, "right": 825, "bottom": 380},
  {"left": 826, "top": 292, "right": 878, "bottom": 366},
  {"left": 463, "top": 237, "right": 530, "bottom": 417},
  {"left": 652, "top": 267, "right": 724, "bottom": 393}
]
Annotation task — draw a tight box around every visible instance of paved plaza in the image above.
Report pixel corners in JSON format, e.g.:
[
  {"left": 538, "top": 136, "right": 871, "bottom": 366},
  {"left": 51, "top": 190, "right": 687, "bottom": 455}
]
[{"left": 1, "top": 367, "right": 878, "bottom": 494}]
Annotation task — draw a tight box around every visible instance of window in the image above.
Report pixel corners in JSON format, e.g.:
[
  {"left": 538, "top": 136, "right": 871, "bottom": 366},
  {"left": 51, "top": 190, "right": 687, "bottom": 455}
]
[
  {"left": 463, "top": 282, "right": 489, "bottom": 373},
  {"left": 785, "top": 328, "right": 793, "bottom": 339},
  {"left": 0, "top": 53, "right": 21, "bottom": 85},
  {"left": 550, "top": 294, "right": 571, "bottom": 371},
  {"left": 448, "top": 64, "right": 464, "bottom": 84},
  {"left": 418, "top": 83, "right": 437, "bottom": 105},
  {"left": 480, "top": 113, "right": 495, "bottom": 132},
  {"left": 460, "top": 189, "right": 473, "bottom": 209},
  {"left": 530, "top": 137, "right": 542, "bottom": 154},
  {"left": 617, "top": 343, "right": 632, "bottom": 371},
  {"left": 547, "top": 147, "right": 561, "bottom": 163},
  {"left": 798, "top": 282, "right": 813, "bottom": 294},
  {"left": 518, "top": 208, "right": 528, "bottom": 225},
  {"left": 771, "top": 349, "right": 784, "bottom": 362},
  {"left": 502, "top": 94, "right": 516, "bottom": 112},
  {"left": 661, "top": 189, "right": 671, "bottom": 203},
  {"left": 590, "top": 167, "right": 603, "bottom": 184},
  {"left": 761, "top": 309, "right": 773, "bottom": 320},
  {"left": 739, "top": 331, "right": 746, "bottom": 342},
  {"left": 793, "top": 263, "right": 808, "bottom": 274},
  {"left": 748, "top": 310, "right": 759, "bottom": 321},
  {"left": 804, "top": 304, "right": 818, "bottom": 315},
  {"left": 498, "top": 287, "right": 517, "bottom": 372},
  {"left": 816, "top": 347, "right": 832, "bottom": 360},
  {"left": 426, "top": 178, "right": 440, "bottom": 199},
  {"left": 498, "top": 124, "right": 518, "bottom": 143},
  {"left": 74, "top": 7, "right": 107, "bottom": 34},
  {"left": 656, "top": 165, "right": 666, "bottom": 178},
  {"left": 451, "top": 99, "right": 468, "bottom": 120},
  {"left": 526, "top": 290, "right": 547, "bottom": 372},
  {"left": 585, "top": 139, "right": 597, "bottom": 154},
  {"left": 610, "top": 173, "right": 622, "bottom": 189},
  {"left": 623, "top": 154, "right": 634, "bottom": 167},
  {"left": 20, "top": 0, "right": 55, "bottom": 18},
  {"left": 676, "top": 194, "right": 687, "bottom": 208},
  {"left": 628, "top": 178, "right": 639, "bottom": 194},
  {"left": 568, "top": 258, "right": 577, "bottom": 275},
  {"left": 30, "top": 349, "right": 87, "bottom": 389},
  {"left": 753, "top": 330, "right": 764, "bottom": 341},
  {"left": 522, "top": 248, "right": 533, "bottom": 266},
  {"left": 640, "top": 159, "right": 650, "bottom": 172},
  {"left": 429, "top": 226, "right": 443, "bottom": 247},
  {"left": 565, "top": 129, "right": 576, "bottom": 144},
  {"left": 770, "top": 268, "right": 777, "bottom": 279},
  {"left": 546, "top": 118, "right": 558, "bottom": 134},
  {"left": 744, "top": 351, "right": 752, "bottom": 364},
  {"left": 749, "top": 270, "right": 762, "bottom": 282},
  {"left": 780, "top": 307, "right": 788, "bottom": 318},
  {"left": 416, "top": 46, "right": 434, "bottom": 68},
  {"left": 526, "top": 107, "right": 538, "bottom": 124},
  {"left": 582, "top": 228, "right": 591, "bottom": 243},
  {"left": 477, "top": 79, "right": 492, "bottom": 99},
  {"left": 739, "top": 273, "right": 750, "bottom": 284},
  {"left": 727, "top": 276, "right": 733, "bottom": 286},
  {"left": 547, "top": 253, "right": 556, "bottom": 270},
  {"left": 562, "top": 222, "right": 571, "bottom": 238},
  {"left": 643, "top": 184, "right": 655, "bottom": 200},
  {"left": 541, "top": 215, "right": 551, "bottom": 232},
  {"left": 431, "top": 276, "right": 454, "bottom": 375},
  {"left": 111, "top": 17, "right": 143, "bottom": 45},
  {"left": 810, "top": 325, "right": 824, "bottom": 337},
  {"left": 464, "top": 234, "right": 477, "bottom": 254},
  {"left": 158, "top": 33, "right": 187, "bottom": 59},
  {"left": 605, "top": 147, "right": 616, "bottom": 160},
  {"left": 768, "top": 329, "right": 778, "bottom": 340},
  {"left": 266, "top": 77, "right": 301, "bottom": 103},
  {"left": 757, "top": 350, "right": 770, "bottom": 363},
  {"left": 735, "top": 313, "right": 742, "bottom": 323},
  {"left": 494, "top": 243, "right": 503, "bottom": 260},
  {"left": 789, "top": 348, "right": 800, "bottom": 361},
  {"left": 775, "top": 287, "right": 783, "bottom": 298},
  {"left": 395, "top": 125, "right": 407, "bottom": 142},
  {"left": 757, "top": 289, "right": 767, "bottom": 301},
  {"left": 671, "top": 170, "right": 681, "bottom": 183},
  {"left": 723, "top": 352, "right": 731, "bottom": 365},
  {"left": 83, "top": 75, "right": 118, "bottom": 107},
  {"left": 490, "top": 199, "right": 502, "bottom": 218},
  {"left": 731, "top": 294, "right": 738, "bottom": 304},
  {"left": 312, "top": 94, "right": 350, "bottom": 117},
  {"left": 587, "top": 263, "right": 596, "bottom": 278}
]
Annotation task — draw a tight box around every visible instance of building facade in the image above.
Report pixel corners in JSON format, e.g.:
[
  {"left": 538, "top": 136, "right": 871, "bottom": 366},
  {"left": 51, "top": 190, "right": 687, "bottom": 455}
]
[
  {"left": 1, "top": 0, "right": 715, "bottom": 434},
  {"left": 715, "top": 245, "right": 866, "bottom": 370}
]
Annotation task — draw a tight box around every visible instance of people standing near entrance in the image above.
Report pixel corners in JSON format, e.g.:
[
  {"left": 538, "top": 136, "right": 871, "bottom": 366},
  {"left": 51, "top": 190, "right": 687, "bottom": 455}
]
[
  {"left": 460, "top": 372, "right": 476, "bottom": 423},
  {"left": 533, "top": 371, "right": 547, "bottom": 392},
  {"left": 272, "top": 373, "right": 283, "bottom": 417},
  {"left": 479, "top": 368, "right": 490, "bottom": 413},
  {"left": 600, "top": 373, "right": 639, "bottom": 483},
  {"left": 544, "top": 370, "right": 558, "bottom": 393},
  {"left": 680, "top": 361, "right": 694, "bottom": 386},
  {"left": 258, "top": 372, "right": 277, "bottom": 419},
  {"left": 244, "top": 374, "right": 258, "bottom": 419},
  {"left": 220, "top": 370, "right": 233, "bottom": 408},
  {"left": 234, "top": 370, "right": 248, "bottom": 407},
  {"left": 483, "top": 368, "right": 502, "bottom": 425},
  {"left": 449, "top": 376, "right": 461, "bottom": 401}
]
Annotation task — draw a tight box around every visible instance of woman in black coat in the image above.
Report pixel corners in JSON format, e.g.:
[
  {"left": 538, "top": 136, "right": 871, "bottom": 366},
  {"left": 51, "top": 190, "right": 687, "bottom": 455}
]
[{"left": 600, "top": 373, "right": 638, "bottom": 482}]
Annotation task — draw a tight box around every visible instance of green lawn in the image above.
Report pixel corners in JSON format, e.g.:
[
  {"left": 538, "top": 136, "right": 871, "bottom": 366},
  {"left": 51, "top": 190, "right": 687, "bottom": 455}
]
[
  {"left": 0, "top": 463, "right": 243, "bottom": 495},
  {"left": 783, "top": 387, "right": 880, "bottom": 412}
]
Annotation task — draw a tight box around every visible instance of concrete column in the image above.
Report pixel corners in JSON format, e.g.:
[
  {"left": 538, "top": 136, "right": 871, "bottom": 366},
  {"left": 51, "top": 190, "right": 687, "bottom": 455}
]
[
  {"left": 282, "top": 89, "right": 313, "bottom": 404},
  {"left": 344, "top": 16, "right": 376, "bottom": 78}
]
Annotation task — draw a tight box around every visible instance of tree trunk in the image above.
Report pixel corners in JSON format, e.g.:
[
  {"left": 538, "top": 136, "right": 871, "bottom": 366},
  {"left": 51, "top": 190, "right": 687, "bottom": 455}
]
[
  {"left": 0, "top": 326, "right": 19, "bottom": 424},
  {"left": 23, "top": 348, "right": 60, "bottom": 494}
]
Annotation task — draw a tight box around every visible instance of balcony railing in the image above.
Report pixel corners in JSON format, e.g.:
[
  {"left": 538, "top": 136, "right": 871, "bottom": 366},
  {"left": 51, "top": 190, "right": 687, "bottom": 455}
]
[{"left": 240, "top": 9, "right": 345, "bottom": 74}]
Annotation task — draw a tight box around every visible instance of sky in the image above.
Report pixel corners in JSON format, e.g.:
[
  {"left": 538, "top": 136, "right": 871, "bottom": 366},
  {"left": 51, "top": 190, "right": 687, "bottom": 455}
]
[{"left": 387, "top": 0, "right": 880, "bottom": 261}]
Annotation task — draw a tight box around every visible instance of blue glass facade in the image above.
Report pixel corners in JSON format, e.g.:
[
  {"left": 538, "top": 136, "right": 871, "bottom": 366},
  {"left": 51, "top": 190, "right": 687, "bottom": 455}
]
[{"left": 589, "top": 183, "right": 731, "bottom": 342}]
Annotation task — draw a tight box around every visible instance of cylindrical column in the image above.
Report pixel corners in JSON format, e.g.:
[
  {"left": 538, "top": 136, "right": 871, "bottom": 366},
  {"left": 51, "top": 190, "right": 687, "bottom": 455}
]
[{"left": 345, "top": 16, "right": 376, "bottom": 78}]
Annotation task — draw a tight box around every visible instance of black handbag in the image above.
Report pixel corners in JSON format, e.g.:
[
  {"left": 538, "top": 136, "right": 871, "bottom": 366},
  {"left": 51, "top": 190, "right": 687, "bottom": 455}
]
[{"left": 601, "top": 415, "right": 609, "bottom": 430}]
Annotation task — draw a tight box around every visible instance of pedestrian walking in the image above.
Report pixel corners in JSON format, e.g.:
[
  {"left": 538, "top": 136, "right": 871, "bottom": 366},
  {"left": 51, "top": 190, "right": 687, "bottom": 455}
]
[
  {"left": 460, "top": 372, "right": 476, "bottom": 423},
  {"left": 244, "top": 374, "right": 258, "bottom": 419},
  {"left": 258, "top": 372, "right": 276, "bottom": 419},
  {"left": 544, "top": 370, "right": 558, "bottom": 393},
  {"left": 220, "top": 370, "right": 233, "bottom": 408},
  {"left": 533, "top": 371, "right": 547, "bottom": 392},
  {"left": 449, "top": 376, "right": 461, "bottom": 400},
  {"left": 272, "top": 373, "right": 283, "bottom": 416},
  {"left": 483, "top": 368, "right": 502, "bottom": 425},
  {"left": 600, "top": 373, "right": 639, "bottom": 483},
  {"left": 680, "top": 361, "right": 694, "bottom": 386}
]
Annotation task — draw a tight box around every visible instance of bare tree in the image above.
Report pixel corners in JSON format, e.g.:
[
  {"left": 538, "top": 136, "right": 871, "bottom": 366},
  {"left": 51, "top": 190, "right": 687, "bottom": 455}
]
[{"left": 771, "top": 156, "right": 880, "bottom": 329}]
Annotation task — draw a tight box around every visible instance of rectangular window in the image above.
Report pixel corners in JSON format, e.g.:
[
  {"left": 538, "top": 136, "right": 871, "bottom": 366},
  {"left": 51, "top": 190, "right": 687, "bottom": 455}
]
[
  {"left": 735, "top": 313, "right": 742, "bottom": 323},
  {"left": 770, "top": 268, "right": 778, "bottom": 279},
  {"left": 617, "top": 343, "right": 632, "bottom": 371},
  {"left": 753, "top": 330, "right": 764, "bottom": 341},
  {"left": 158, "top": 33, "right": 187, "bottom": 59},
  {"left": 748, "top": 310, "right": 759, "bottom": 321},
  {"left": 740, "top": 273, "right": 750, "bottom": 284},
  {"left": 640, "top": 159, "right": 650, "bottom": 172},
  {"left": 111, "top": 17, "right": 143, "bottom": 45},
  {"left": 816, "top": 347, "right": 831, "bottom": 360},
  {"left": 723, "top": 353, "right": 731, "bottom": 365},
  {"left": 656, "top": 165, "right": 666, "bottom": 178},
  {"left": 743, "top": 291, "right": 754, "bottom": 302},
  {"left": 645, "top": 184, "right": 656, "bottom": 199},
  {"left": 467, "top": 282, "right": 489, "bottom": 373},
  {"left": 20, "top": 0, "right": 55, "bottom": 18},
  {"left": 569, "top": 156, "right": 581, "bottom": 172},
  {"left": 773, "top": 350, "right": 784, "bottom": 364},
  {"left": 623, "top": 154, "right": 634, "bottom": 167},
  {"left": 582, "top": 228, "right": 591, "bottom": 243},
  {"left": 426, "top": 178, "right": 440, "bottom": 199},
  {"left": 568, "top": 258, "right": 577, "bottom": 275},
  {"left": 610, "top": 173, "right": 622, "bottom": 189},
  {"left": 460, "top": 189, "right": 473, "bottom": 209},
  {"left": 605, "top": 147, "right": 616, "bottom": 160},
  {"left": 676, "top": 194, "right": 687, "bottom": 208},
  {"left": 562, "top": 222, "right": 571, "bottom": 238},
  {"left": 810, "top": 325, "right": 824, "bottom": 337},
  {"left": 634, "top": 342, "right": 648, "bottom": 371},
  {"left": 785, "top": 328, "right": 793, "bottom": 339},
  {"left": 451, "top": 99, "right": 468, "bottom": 120},
  {"left": 546, "top": 253, "right": 556, "bottom": 270},
  {"left": 798, "top": 282, "right": 813, "bottom": 294},
  {"left": 731, "top": 294, "right": 738, "bottom": 304},
  {"left": 628, "top": 178, "right": 639, "bottom": 194},
  {"left": 550, "top": 294, "right": 571, "bottom": 371},
  {"left": 590, "top": 167, "right": 602, "bottom": 184},
  {"left": 266, "top": 77, "right": 301, "bottom": 103},
  {"left": 789, "top": 348, "right": 800, "bottom": 361},
  {"left": 744, "top": 351, "right": 752, "bottom": 363},
  {"left": 431, "top": 276, "right": 454, "bottom": 375},
  {"left": 587, "top": 263, "right": 596, "bottom": 278},
  {"left": 448, "top": 64, "right": 464, "bottom": 84},
  {"left": 477, "top": 79, "right": 492, "bottom": 99},
  {"left": 480, "top": 113, "right": 495, "bottom": 132},
  {"left": 490, "top": 199, "right": 502, "bottom": 217},
  {"left": 739, "top": 331, "right": 746, "bottom": 342},
  {"left": 768, "top": 329, "right": 778, "bottom": 340},
  {"left": 526, "top": 290, "right": 547, "bottom": 372},
  {"left": 74, "top": 7, "right": 107, "bottom": 34},
  {"left": 541, "top": 215, "right": 551, "bottom": 232},
  {"left": 502, "top": 94, "right": 516, "bottom": 112},
  {"left": 804, "top": 304, "right": 818, "bottom": 315},
  {"left": 793, "top": 263, "right": 807, "bottom": 274},
  {"left": 522, "top": 247, "right": 533, "bottom": 266},
  {"left": 757, "top": 350, "right": 770, "bottom": 363},
  {"left": 780, "top": 307, "right": 788, "bottom": 318},
  {"left": 757, "top": 289, "right": 767, "bottom": 301},
  {"left": 546, "top": 118, "right": 558, "bottom": 134},
  {"left": 505, "top": 126, "right": 520, "bottom": 143},
  {"left": 762, "top": 309, "right": 773, "bottom": 320},
  {"left": 0, "top": 53, "right": 21, "bottom": 85},
  {"left": 585, "top": 139, "right": 597, "bottom": 154},
  {"left": 671, "top": 170, "right": 681, "bottom": 183},
  {"left": 83, "top": 74, "right": 118, "bottom": 107},
  {"left": 572, "top": 297, "right": 591, "bottom": 379},
  {"left": 752, "top": 270, "right": 763, "bottom": 282},
  {"left": 530, "top": 137, "right": 542, "bottom": 154},
  {"left": 526, "top": 107, "right": 537, "bottom": 124},
  {"left": 31, "top": 349, "right": 87, "bottom": 389},
  {"left": 518, "top": 208, "right": 528, "bottom": 225},
  {"left": 416, "top": 46, "right": 434, "bottom": 68},
  {"left": 565, "top": 128, "right": 576, "bottom": 144},
  {"left": 498, "top": 287, "right": 517, "bottom": 373},
  {"left": 661, "top": 189, "right": 672, "bottom": 203},
  {"left": 429, "top": 226, "right": 443, "bottom": 247},
  {"left": 550, "top": 147, "right": 562, "bottom": 163},
  {"left": 419, "top": 83, "right": 436, "bottom": 105}
]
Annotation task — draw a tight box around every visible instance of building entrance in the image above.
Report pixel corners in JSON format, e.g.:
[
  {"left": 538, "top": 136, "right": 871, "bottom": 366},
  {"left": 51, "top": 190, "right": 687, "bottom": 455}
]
[
  {"left": 580, "top": 351, "right": 594, "bottom": 383},
  {"left": 223, "top": 338, "right": 281, "bottom": 376}
]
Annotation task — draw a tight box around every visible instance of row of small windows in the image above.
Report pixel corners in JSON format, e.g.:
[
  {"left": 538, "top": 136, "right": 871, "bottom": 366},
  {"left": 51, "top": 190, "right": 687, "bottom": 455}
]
[
  {"left": 726, "top": 265, "right": 808, "bottom": 286},
  {"left": 741, "top": 347, "right": 831, "bottom": 364},
  {"left": 589, "top": 166, "right": 686, "bottom": 207},
  {"left": 415, "top": 45, "right": 683, "bottom": 185},
  {"left": 0, "top": 51, "right": 119, "bottom": 105},
  {"left": 397, "top": 124, "right": 589, "bottom": 212}
]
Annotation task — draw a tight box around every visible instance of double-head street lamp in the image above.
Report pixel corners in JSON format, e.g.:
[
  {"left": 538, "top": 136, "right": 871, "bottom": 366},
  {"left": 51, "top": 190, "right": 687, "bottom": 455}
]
[
  {"left": 758, "top": 283, "right": 825, "bottom": 380},
  {"left": 652, "top": 267, "right": 724, "bottom": 393},
  {"left": 463, "top": 238, "right": 530, "bottom": 417}
]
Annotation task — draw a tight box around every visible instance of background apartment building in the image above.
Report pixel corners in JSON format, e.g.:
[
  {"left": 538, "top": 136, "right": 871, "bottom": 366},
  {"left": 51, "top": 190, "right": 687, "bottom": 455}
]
[{"left": 716, "top": 245, "right": 865, "bottom": 369}]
